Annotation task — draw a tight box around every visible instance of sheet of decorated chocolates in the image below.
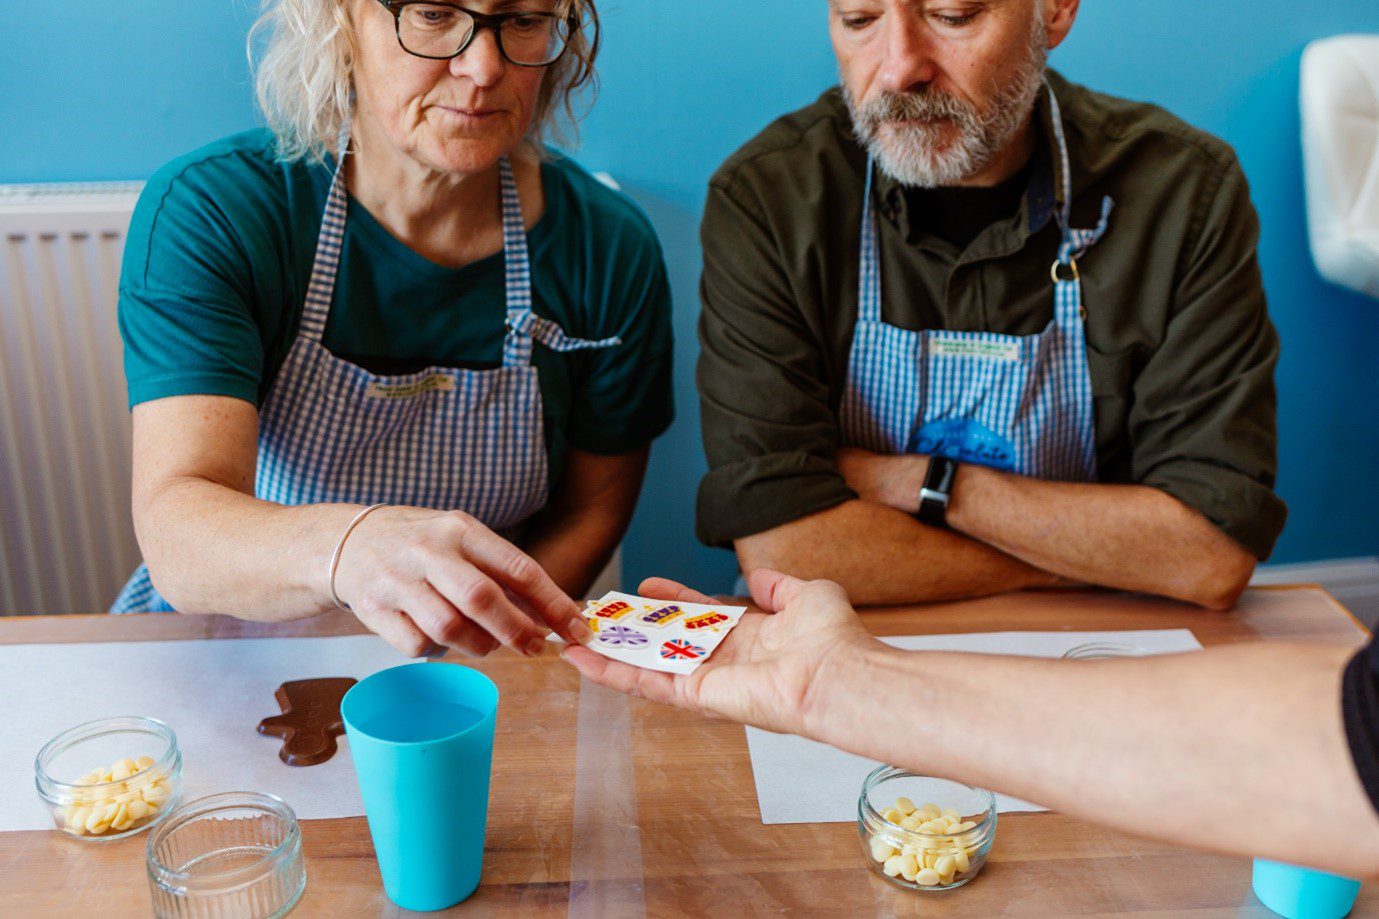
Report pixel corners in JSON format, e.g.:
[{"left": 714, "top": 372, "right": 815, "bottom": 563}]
[{"left": 579, "top": 591, "right": 748, "bottom": 675}]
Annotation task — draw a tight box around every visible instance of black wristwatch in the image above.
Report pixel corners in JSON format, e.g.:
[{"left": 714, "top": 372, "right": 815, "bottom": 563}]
[{"left": 916, "top": 456, "right": 959, "bottom": 528}]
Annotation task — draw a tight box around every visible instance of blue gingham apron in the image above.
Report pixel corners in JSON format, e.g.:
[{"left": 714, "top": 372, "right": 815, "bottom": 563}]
[
  {"left": 839, "top": 84, "right": 1113, "bottom": 481},
  {"left": 112, "top": 147, "right": 619, "bottom": 613}
]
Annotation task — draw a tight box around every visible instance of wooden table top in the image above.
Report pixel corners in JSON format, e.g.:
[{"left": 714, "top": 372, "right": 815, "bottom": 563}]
[{"left": 1, "top": 586, "right": 1370, "bottom": 918}]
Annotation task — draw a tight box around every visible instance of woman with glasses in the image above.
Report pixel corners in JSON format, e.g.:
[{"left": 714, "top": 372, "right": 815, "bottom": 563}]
[{"left": 111, "top": 0, "right": 672, "bottom": 659}]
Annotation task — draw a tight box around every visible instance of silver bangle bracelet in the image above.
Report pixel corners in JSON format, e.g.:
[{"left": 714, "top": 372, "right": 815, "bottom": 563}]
[{"left": 329, "top": 503, "right": 388, "bottom": 612}]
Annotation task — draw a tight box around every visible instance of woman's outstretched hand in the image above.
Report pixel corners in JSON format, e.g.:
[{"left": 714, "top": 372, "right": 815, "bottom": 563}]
[{"left": 334, "top": 507, "right": 588, "bottom": 658}]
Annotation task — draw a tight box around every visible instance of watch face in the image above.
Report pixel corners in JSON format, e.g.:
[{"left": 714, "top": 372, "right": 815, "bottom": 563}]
[{"left": 923, "top": 456, "right": 956, "bottom": 492}]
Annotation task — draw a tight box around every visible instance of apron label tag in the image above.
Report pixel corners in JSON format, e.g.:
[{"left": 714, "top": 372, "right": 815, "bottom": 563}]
[
  {"left": 365, "top": 374, "right": 456, "bottom": 400},
  {"left": 930, "top": 338, "right": 1021, "bottom": 362}
]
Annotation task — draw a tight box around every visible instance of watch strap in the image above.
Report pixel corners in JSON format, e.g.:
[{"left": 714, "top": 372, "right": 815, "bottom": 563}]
[{"left": 917, "top": 456, "right": 959, "bottom": 528}]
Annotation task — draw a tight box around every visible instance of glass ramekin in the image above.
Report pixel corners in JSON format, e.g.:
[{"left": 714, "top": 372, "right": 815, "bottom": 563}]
[
  {"left": 146, "top": 791, "right": 306, "bottom": 919},
  {"left": 858, "top": 766, "right": 998, "bottom": 891},
  {"left": 34, "top": 715, "right": 183, "bottom": 841},
  {"left": 1062, "top": 641, "right": 1148, "bottom": 660}
]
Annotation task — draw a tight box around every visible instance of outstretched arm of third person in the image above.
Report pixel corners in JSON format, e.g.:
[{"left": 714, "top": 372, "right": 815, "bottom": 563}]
[{"left": 564, "top": 572, "right": 1379, "bottom": 879}]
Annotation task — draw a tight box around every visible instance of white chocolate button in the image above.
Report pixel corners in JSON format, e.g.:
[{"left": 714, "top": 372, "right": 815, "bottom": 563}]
[
  {"left": 66, "top": 806, "right": 90, "bottom": 831},
  {"left": 877, "top": 799, "right": 983, "bottom": 888},
  {"left": 84, "top": 806, "right": 111, "bottom": 835},
  {"left": 58, "top": 755, "right": 165, "bottom": 837}
]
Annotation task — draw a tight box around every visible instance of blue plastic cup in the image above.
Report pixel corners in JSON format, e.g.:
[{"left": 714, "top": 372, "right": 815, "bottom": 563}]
[
  {"left": 342, "top": 662, "right": 499, "bottom": 911},
  {"left": 1253, "top": 859, "right": 1362, "bottom": 919}
]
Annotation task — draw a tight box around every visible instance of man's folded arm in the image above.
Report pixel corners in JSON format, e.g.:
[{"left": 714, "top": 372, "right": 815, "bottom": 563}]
[
  {"left": 1124, "top": 156, "right": 1287, "bottom": 561},
  {"left": 937, "top": 152, "right": 1285, "bottom": 607},
  {"left": 734, "top": 496, "right": 1059, "bottom": 606},
  {"left": 697, "top": 177, "right": 1057, "bottom": 604},
  {"left": 945, "top": 469, "right": 1257, "bottom": 609},
  {"left": 835, "top": 153, "right": 1282, "bottom": 609}
]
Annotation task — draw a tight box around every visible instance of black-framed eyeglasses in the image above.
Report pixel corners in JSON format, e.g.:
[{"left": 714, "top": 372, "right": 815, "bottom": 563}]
[{"left": 376, "top": 1, "right": 576, "bottom": 67}]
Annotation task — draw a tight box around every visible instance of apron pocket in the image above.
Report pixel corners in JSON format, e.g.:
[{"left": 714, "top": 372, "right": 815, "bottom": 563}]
[
  {"left": 1085, "top": 342, "right": 1136, "bottom": 398},
  {"left": 1084, "top": 342, "right": 1138, "bottom": 460}
]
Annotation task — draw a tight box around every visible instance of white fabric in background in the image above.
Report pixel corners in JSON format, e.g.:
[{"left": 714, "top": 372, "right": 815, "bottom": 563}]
[{"left": 1301, "top": 34, "right": 1379, "bottom": 299}]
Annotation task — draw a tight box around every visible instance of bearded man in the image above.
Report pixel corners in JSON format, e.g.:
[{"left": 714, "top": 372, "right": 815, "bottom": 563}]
[{"left": 694, "top": 0, "right": 1286, "bottom": 608}]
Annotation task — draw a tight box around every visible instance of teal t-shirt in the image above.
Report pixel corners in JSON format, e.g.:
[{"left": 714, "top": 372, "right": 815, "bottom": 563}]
[{"left": 119, "top": 129, "right": 674, "bottom": 487}]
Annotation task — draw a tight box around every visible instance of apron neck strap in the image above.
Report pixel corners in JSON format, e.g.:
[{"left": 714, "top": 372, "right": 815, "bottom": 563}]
[
  {"left": 297, "top": 126, "right": 354, "bottom": 344},
  {"left": 499, "top": 156, "right": 538, "bottom": 368},
  {"left": 1044, "top": 77, "right": 1075, "bottom": 239},
  {"left": 1044, "top": 76, "right": 1113, "bottom": 265},
  {"left": 857, "top": 157, "right": 884, "bottom": 324},
  {"left": 1044, "top": 77, "right": 1114, "bottom": 286}
]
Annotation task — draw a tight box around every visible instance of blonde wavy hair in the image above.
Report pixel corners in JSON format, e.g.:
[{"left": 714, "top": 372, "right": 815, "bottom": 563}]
[{"left": 248, "top": 0, "right": 600, "bottom": 162}]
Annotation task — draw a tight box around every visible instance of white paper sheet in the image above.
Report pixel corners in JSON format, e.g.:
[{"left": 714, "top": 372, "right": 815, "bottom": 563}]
[
  {"left": 578, "top": 592, "right": 747, "bottom": 675},
  {"left": 745, "top": 629, "right": 1204, "bottom": 825},
  {"left": 1, "top": 634, "right": 413, "bottom": 832}
]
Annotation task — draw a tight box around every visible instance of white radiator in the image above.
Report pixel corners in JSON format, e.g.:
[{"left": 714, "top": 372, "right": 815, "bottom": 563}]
[{"left": 0, "top": 182, "right": 144, "bottom": 615}]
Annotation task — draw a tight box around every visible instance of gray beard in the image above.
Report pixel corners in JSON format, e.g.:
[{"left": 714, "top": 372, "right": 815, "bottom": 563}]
[{"left": 844, "top": 22, "right": 1048, "bottom": 188}]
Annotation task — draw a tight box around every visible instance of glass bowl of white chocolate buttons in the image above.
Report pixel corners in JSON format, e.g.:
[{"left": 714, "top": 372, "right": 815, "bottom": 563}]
[
  {"left": 858, "top": 766, "right": 997, "bottom": 891},
  {"left": 35, "top": 716, "right": 182, "bottom": 841}
]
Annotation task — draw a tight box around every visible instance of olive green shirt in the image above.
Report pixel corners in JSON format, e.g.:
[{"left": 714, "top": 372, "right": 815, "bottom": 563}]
[{"left": 697, "top": 71, "right": 1286, "bottom": 559}]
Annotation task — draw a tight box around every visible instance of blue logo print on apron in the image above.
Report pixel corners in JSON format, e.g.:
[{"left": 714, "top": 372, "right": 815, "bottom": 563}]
[{"left": 912, "top": 418, "right": 1016, "bottom": 471}]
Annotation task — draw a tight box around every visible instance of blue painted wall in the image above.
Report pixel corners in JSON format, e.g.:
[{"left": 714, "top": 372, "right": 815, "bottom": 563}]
[{"left": 3, "top": 2, "right": 1376, "bottom": 591}]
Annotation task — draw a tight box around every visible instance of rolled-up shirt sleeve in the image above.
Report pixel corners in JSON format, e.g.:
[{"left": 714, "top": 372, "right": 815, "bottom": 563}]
[
  {"left": 1344, "top": 637, "right": 1379, "bottom": 816},
  {"left": 1130, "top": 157, "right": 1287, "bottom": 559},
  {"left": 695, "top": 176, "right": 855, "bottom": 548}
]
